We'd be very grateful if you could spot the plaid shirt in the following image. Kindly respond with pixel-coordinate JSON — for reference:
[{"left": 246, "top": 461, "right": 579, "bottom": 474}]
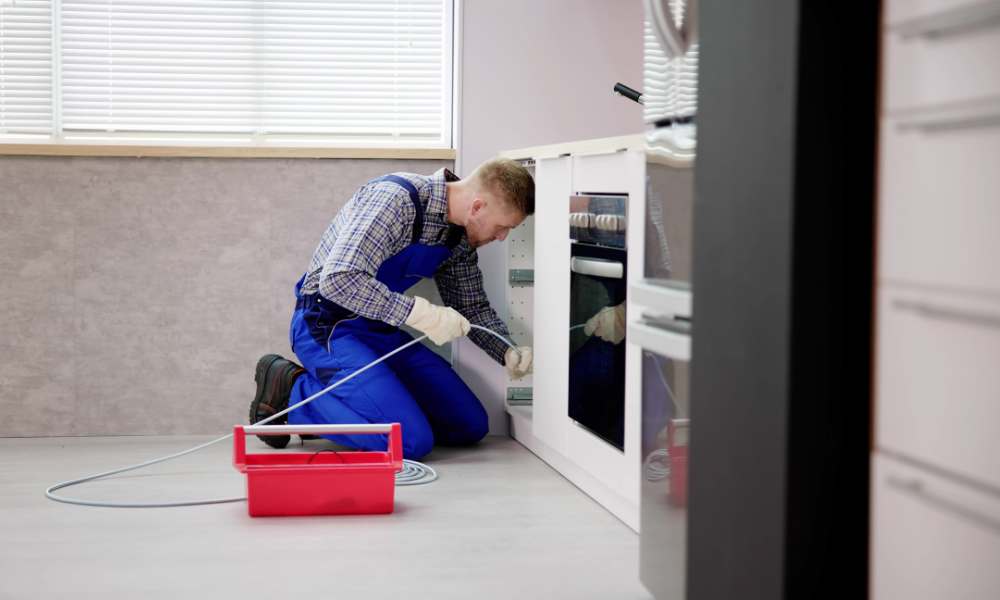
[{"left": 300, "top": 168, "right": 511, "bottom": 364}]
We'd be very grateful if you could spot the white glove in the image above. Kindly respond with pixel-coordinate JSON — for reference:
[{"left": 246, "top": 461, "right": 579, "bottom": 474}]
[
  {"left": 504, "top": 346, "right": 533, "bottom": 380},
  {"left": 583, "top": 303, "right": 626, "bottom": 345},
  {"left": 405, "top": 296, "right": 471, "bottom": 345}
]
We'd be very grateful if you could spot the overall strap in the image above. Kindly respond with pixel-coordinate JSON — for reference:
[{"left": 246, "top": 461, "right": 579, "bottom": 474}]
[
  {"left": 376, "top": 175, "right": 424, "bottom": 245},
  {"left": 444, "top": 224, "right": 465, "bottom": 249}
]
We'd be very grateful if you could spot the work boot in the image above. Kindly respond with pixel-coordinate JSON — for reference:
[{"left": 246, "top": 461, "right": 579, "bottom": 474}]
[{"left": 249, "top": 354, "right": 305, "bottom": 449}]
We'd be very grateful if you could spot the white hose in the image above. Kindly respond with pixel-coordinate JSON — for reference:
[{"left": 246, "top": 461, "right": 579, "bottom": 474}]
[
  {"left": 45, "top": 324, "right": 517, "bottom": 508},
  {"left": 643, "top": 448, "right": 671, "bottom": 482},
  {"left": 396, "top": 460, "right": 438, "bottom": 485}
]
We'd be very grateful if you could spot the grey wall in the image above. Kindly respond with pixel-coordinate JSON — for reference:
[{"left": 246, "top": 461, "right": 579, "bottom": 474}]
[
  {"left": 454, "top": 0, "right": 644, "bottom": 434},
  {"left": 0, "top": 157, "right": 451, "bottom": 436},
  {"left": 457, "top": 0, "right": 644, "bottom": 172}
]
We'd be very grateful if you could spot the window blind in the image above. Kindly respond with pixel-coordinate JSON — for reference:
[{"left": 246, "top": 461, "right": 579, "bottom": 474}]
[
  {"left": 643, "top": 4, "right": 698, "bottom": 124},
  {"left": 1, "top": 0, "right": 452, "bottom": 147},
  {"left": 0, "top": 0, "right": 53, "bottom": 136}
]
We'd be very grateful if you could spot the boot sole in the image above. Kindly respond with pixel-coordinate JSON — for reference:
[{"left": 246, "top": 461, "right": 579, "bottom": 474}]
[
  {"left": 250, "top": 354, "right": 281, "bottom": 422},
  {"left": 250, "top": 354, "right": 290, "bottom": 449}
]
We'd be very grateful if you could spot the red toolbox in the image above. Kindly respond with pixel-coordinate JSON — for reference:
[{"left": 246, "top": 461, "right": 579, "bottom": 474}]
[
  {"left": 233, "top": 423, "right": 403, "bottom": 517},
  {"left": 668, "top": 419, "right": 689, "bottom": 508}
]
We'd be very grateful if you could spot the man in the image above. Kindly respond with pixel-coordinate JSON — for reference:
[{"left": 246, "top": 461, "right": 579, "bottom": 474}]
[{"left": 249, "top": 159, "right": 535, "bottom": 460}]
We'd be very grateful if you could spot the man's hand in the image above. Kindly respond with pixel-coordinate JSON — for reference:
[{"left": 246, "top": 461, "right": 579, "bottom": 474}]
[
  {"left": 405, "top": 296, "right": 471, "bottom": 345},
  {"left": 583, "top": 303, "right": 626, "bottom": 345},
  {"left": 504, "top": 346, "right": 533, "bottom": 380}
]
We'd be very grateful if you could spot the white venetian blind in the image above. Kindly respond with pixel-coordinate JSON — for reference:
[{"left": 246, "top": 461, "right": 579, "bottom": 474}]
[
  {"left": 6, "top": 0, "right": 451, "bottom": 146},
  {"left": 0, "top": 0, "right": 53, "bottom": 136},
  {"left": 643, "top": 2, "right": 698, "bottom": 125}
]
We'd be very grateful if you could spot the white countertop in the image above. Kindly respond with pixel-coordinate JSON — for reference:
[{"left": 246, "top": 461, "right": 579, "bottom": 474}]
[
  {"left": 498, "top": 134, "right": 645, "bottom": 161},
  {"left": 499, "top": 131, "right": 694, "bottom": 167}
]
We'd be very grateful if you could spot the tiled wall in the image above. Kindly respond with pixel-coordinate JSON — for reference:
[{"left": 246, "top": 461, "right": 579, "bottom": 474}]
[{"left": 0, "top": 156, "right": 451, "bottom": 436}]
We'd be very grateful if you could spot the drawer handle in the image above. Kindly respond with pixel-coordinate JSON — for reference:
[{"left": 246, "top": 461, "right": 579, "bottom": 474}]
[
  {"left": 895, "top": 98, "right": 1000, "bottom": 133},
  {"left": 892, "top": 299, "right": 1000, "bottom": 330},
  {"left": 893, "top": 0, "right": 1000, "bottom": 39},
  {"left": 887, "top": 475, "right": 1000, "bottom": 534}
]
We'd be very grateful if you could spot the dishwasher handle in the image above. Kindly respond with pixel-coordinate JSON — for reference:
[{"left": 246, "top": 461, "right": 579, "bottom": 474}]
[{"left": 571, "top": 257, "right": 624, "bottom": 280}]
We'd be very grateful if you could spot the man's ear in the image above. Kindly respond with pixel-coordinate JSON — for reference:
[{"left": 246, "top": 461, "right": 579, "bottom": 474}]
[{"left": 470, "top": 196, "right": 485, "bottom": 215}]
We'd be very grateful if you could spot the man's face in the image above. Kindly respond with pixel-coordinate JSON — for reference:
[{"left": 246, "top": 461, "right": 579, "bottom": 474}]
[{"left": 465, "top": 192, "right": 525, "bottom": 248}]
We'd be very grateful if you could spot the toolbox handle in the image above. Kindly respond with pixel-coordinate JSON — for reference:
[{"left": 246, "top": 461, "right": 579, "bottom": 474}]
[
  {"left": 233, "top": 423, "right": 403, "bottom": 472},
  {"left": 243, "top": 423, "right": 394, "bottom": 435}
]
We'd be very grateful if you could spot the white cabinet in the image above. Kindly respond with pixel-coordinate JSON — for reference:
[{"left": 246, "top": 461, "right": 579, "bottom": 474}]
[
  {"left": 531, "top": 155, "right": 573, "bottom": 452},
  {"left": 500, "top": 136, "right": 648, "bottom": 531},
  {"left": 884, "top": 0, "right": 992, "bottom": 24},
  {"left": 883, "top": 1, "right": 1000, "bottom": 112},
  {"left": 572, "top": 151, "right": 635, "bottom": 194},
  {"left": 878, "top": 105, "right": 1000, "bottom": 294},
  {"left": 874, "top": 2, "right": 1000, "bottom": 596},
  {"left": 877, "top": 288, "right": 1000, "bottom": 489},
  {"left": 871, "top": 454, "right": 1000, "bottom": 600}
]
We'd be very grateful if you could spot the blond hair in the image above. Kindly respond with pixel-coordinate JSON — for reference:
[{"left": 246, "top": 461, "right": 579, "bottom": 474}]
[{"left": 469, "top": 158, "right": 535, "bottom": 216}]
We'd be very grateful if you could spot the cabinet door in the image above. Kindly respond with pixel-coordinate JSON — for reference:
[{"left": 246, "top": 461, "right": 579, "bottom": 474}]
[
  {"left": 883, "top": 0, "right": 1000, "bottom": 111},
  {"left": 572, "top": 151, "right": 643, "bottom": 195},
  {"left": 876, "top": 287, "right": 1000, "bottom": 489},
  {"left": 878, "top": 105, "right": 1000, "bottom": 294},
  {"left": 871, "top": 453, "right": 1000, "bottom": 600},
  {"left": 531, "top": 156, "right": 573, "bottom": 447}
]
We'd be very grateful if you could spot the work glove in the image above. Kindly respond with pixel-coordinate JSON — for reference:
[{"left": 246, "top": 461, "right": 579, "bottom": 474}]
[
  {"left": 405, "top": 296, "right": 471, "bottom": 345},
  {"left": 504, "top": 346, "right": 533, "bottom": 380},
  {"left": 584, "top": 303, "right": 626, "bottom": 345}
]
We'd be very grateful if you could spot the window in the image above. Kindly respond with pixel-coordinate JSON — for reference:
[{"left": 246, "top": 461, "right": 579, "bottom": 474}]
[{"left": 0, "top": 0, "right": 453, "bottom": 148}]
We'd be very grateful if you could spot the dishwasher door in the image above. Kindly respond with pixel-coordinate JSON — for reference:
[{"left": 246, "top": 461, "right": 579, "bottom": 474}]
[{"left": 631, "top": 316, "right": 691, "bottom": 599}]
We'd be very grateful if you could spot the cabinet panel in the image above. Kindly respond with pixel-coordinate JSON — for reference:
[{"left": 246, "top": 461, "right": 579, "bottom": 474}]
[
  {"left": 878, "top": 108, "right": 1000, "bottom": 293},
  {"left": 572, "top": 152, "right": 637, "bottom": 194},
  {"left": 885, "top": 0, "right": 991, "bottom": 26},
  {"left": 883, "top": 1, "right": 1000, "bottom": 111},
  {"left": 531, "top": 156, "right": 573, "bottom": 448},
  {"left": 876, "top": 287, "right": 1000, "bottom": 489},
  {"left": 871, "top": 453, "right": 1000, "bottom": 600}
]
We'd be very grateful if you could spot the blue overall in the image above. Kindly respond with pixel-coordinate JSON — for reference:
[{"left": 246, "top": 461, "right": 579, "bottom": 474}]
[{"left": 286, "top": 176, "right": 488, "bottom": 460}]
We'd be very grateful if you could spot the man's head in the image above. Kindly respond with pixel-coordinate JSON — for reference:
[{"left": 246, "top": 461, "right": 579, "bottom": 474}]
[{"left": 448, "top": 158, "right": 535, "bottom": 248}]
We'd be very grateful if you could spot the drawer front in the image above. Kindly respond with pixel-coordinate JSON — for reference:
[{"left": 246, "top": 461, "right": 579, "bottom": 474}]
[
  {"left": 886, "top": 0, "right": 991, "bottom": 25},
  {"left": 876, "top": 287, "right": 1000, "bottom": 489},
  {"left": 871, "top": 453, "right": 1000, "bottom": 600},
  {"left": 883, "top": 0, "right": 1000, "bottom": 111},
  {"left": 878, "top": 107, "right": 1000, "bottom": 293},
  {"left": 572, "top": 151, "right": 639, "bottom": 194}
]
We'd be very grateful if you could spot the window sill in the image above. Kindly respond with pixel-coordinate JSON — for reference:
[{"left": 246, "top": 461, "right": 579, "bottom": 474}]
[{"left": 0, "top": 144, "right": 456, "bottom": 160}]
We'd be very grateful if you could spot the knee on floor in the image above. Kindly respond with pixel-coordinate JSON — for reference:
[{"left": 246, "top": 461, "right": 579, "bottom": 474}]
[
  {"left": 402, "top": 428, "right": 434, "bottom": 461},
  {"left": 446, "top": 410, "right": 489, "bottom": 446},
  {"left": 467, "top": 412, "right": 489, "bottom": 444}
]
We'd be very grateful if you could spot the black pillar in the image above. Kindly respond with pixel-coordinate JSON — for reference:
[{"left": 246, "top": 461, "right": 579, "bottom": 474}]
[{"left": 688, "top": 2, "right": 879, "bottom": 598}]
